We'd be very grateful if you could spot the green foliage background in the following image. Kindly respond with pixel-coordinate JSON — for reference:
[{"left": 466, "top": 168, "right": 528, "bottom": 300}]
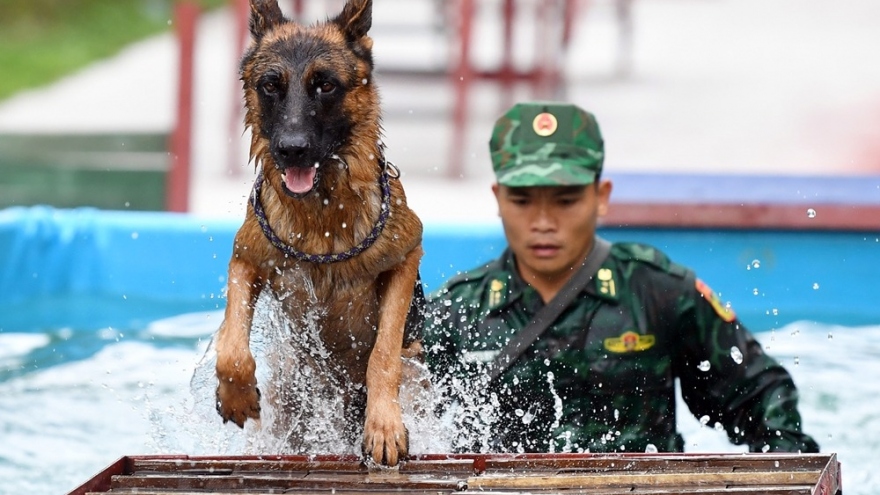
[{"left": 0, "top": 0, "right": 225, "bottom": 101}]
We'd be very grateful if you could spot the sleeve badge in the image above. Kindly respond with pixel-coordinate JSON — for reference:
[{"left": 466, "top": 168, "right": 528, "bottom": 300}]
[{"left": 695, "top": 278, "right": 737, "bottom": 323}]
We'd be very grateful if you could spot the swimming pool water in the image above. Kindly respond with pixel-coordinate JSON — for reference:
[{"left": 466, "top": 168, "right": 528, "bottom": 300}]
[{"left": 0, "top": 310, "right": 877, "bottom": 495}]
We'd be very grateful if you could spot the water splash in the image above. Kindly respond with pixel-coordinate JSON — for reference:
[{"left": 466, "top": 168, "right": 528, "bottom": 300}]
[
  {"left": 148, "top": 286, "right": 450, "bottom": 457},
  {"left": 729, "top": 346, "right": 744, "bottom": 364}
]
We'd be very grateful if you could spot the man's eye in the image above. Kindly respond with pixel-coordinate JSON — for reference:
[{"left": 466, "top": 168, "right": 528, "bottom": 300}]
[{"left": 317, "top": 81, "right": 336, "bottom": 94}]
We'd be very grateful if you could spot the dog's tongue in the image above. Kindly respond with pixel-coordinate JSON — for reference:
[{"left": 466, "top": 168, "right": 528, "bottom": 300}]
[{"left": 283, "top": 166, "right": 317, "bottom": 194}]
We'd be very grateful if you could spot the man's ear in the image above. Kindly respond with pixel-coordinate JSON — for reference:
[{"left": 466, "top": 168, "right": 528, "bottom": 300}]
[
  {"left": 491, "top": 183, "right": 502, "bottom": 217},
  {"left": 249, "top": 0, "right": 284, "bottom": 41},
  {"left": 333, "top": 0, "right": 372, "bottom": 41},
  {"left": 597, "top": 179, "right": 613, "bottom": 216}
]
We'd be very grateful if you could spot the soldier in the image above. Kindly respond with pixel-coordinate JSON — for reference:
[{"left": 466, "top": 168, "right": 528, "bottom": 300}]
[{"left": 424, "top": 101, "right": 819, "bottom": 454}]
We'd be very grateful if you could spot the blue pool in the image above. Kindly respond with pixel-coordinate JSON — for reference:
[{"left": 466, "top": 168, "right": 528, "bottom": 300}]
[{"left": 1, "top": 206, "right": 879, "bottom": 494}]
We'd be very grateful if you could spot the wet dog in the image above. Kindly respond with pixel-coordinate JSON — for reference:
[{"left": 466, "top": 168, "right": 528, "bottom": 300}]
[{"left": 213, "top": 0, "right": 424, "bottom": 466}]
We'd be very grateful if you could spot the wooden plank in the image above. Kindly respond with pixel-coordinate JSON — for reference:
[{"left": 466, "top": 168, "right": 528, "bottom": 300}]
[
  {"left": 457, "top": 486, "right": 813, "bottom": 495},
  {"left": 70, "top": 453, "right": 841, "bottom": 495},
  {"left": 92, "top": 491, "right": 459, "bottom": 495},
  {"left": 812, "top": 453, "right": 841, "bottom": 495},
  {"left": 468, "top": 469, "right": 822, "bottom": 490},
  {"left": 112, "top": 473, "right": 464, "bottom": 492},
  {"left": 484, "top": 454, "right": 830, "bottom": 475},
  {"left": 132, "top": 457, "right": 473, "bottom": 475}
]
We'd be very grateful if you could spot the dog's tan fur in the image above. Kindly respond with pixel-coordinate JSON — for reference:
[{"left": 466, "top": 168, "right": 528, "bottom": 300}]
[{"left": 213, "top": 0, "right": 423, "bottom": 466}]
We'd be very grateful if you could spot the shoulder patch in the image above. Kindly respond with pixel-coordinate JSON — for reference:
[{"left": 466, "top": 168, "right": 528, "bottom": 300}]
[
  {"left": 695, "top": 278, "right": 736, "bottom": 322},
  {"left": 487, "top": 277, "right": 507, "bottom": 310}
]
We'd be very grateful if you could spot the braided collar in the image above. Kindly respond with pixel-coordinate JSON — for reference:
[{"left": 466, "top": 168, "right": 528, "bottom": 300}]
[{"left": 251, "top": 156, "right": 395, "bottom": 264}]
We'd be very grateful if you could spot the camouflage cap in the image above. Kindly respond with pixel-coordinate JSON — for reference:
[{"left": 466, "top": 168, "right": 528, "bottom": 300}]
[{"left": 489, "top": 102, "right": 604, "bottom": 187}]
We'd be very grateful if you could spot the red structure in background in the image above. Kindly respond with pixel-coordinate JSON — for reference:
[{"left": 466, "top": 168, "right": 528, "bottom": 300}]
[
  {"left": 221, "top": 0, "right": 580, "bottom": 180},
  {"left": 450, "top": 0, "right": 580, "bottom": 178},
  {"left": 167, "top": 1, "right": 199, "bottom": 213}
]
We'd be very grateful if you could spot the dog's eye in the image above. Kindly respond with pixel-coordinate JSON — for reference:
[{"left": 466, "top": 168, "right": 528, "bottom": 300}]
[
  {"left": 317, "top": 81, "right": 336, "bottom": 94},
  {"left": 261, "top": 81, "right": 279, "bottom": 95}
]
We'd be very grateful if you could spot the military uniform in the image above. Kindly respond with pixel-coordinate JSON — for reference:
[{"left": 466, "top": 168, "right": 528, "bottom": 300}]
[
  {"left": 424, "top": 244, "right": 820, "bottom": 454},
  {"left": 423, "top": 101, "right": 819, "bottom": 454}
]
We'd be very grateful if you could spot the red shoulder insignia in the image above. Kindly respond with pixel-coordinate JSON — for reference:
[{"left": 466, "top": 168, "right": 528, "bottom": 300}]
[{"left": 695, "top": 278, "right": 736, "bottom": 323}]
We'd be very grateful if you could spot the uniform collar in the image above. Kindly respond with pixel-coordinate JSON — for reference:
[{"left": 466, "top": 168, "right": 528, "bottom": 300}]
[{"left": 486, "top": 249, "right": 620, "bottom": 313}]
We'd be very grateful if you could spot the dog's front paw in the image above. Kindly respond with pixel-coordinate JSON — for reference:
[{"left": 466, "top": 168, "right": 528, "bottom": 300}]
[
  {"left": 215, "top": 380, "right": 261, "bottom": 427},
  {"left": 362, "top": 408, "right": 409, "bottom": 466}
]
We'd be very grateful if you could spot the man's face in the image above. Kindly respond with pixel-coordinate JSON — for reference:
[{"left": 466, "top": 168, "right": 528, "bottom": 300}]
[{"left": 493, "top": 181, "right": 612, "bottom": 286}]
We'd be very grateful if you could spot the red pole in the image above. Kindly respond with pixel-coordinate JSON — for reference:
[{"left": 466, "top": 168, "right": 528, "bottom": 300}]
[
  {"left": 168, "top": 1, "right": 199, "bottom": 212},
  {"left": 449, "top": 0, "right": 474, "bottom": 179}
]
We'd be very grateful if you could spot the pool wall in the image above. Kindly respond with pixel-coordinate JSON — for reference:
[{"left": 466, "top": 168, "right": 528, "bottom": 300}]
[{"left": 1, "top": 206, "right": 879, "bottom": 333}]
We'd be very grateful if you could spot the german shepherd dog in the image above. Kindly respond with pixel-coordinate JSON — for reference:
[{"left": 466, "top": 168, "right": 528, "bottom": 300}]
[{"left": 213, "top": 0, "right": 424, "bottom": 466}]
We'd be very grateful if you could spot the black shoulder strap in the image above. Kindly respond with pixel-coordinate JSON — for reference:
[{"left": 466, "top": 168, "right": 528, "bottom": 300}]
[{"left": 485, "top": 236, "right": 612, "bottom": 382}]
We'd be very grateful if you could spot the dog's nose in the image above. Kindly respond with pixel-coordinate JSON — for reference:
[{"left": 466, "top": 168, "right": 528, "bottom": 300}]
[{"left": 276, "top": 134, "right": 309, "bottom": 160}]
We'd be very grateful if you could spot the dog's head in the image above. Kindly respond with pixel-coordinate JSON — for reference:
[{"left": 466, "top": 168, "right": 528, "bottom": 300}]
[{"left": 241, "top": 0, "right": 379, "bottom": 198}]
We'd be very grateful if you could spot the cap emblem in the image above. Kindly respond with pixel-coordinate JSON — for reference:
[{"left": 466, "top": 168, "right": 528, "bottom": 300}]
[{"left": 532, "top": 112, "right": 558, "bottom": 137}]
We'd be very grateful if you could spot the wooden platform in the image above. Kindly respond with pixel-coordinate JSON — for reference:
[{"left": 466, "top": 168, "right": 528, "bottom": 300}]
[{"left": 68, "top": 453, "right": 841, "bottom": 495}]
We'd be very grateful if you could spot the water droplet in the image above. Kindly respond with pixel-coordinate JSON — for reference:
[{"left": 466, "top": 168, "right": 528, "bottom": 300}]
[
  {"left": 699, "top": 415, "right": 710, "bottom": 426},
  {"left": 714, "top": 422, "right": 724, "bottom": 432},
  {"left": 341, "top": 222, "right": 347, "bottom": 229},
  {"left": 361, "top": 78, "right": 368, "bottom": 85},
  {"left": 827, "top": 332, "right": 833, "bottom": 340},
  {"left": 752, "top": 287, "right": 759, "bottom": 295},
  {"left": 762, "top": 444, "right": 771, "bottom": 453},
  {"left": 697, "top": 361, "right": 711, "bottom": 372},
  {"left": 730, "top": 346, "right": 744, "bottom": 364},
  {"left": 514, "top": 408, "right": 525, "bottom": 417},
  {"left": 812, "top": 283, "right": 820, "bottom": 290},
  {"left": 324, "top": 232, "right": 330, "bottom": 237},
  {"left": 751, "top": 259, "right": 761, "bottom": 269},
  {"left": 807, "top": 208, "right": 817, "bottom": 218},
  {"left": 644, "top": 444, "right": 658, "bottom": 453},
  {"left": 772, "top": 308, "right": 778, "bottom": 316},
  {"left": 793, "top": 356, "right": 800, "bottom": 366},
  {"left": 131, "top": 232, "right": 139, "bottom": 240}
]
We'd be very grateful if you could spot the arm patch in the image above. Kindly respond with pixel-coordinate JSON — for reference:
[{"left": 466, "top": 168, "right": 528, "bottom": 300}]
[{"left": 695, "top": 278, "right": 737, "bottom": 322}]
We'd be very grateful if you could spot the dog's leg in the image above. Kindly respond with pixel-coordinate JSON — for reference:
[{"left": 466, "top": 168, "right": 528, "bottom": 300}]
[
  {"left": 215, "top": 258, "right": 263, "bottom": 427},
  {"left": 362, "top": 245, "right": 424, "bottom": 466}
]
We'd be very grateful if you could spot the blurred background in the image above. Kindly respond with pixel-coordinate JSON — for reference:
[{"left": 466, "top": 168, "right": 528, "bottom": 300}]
[
  {"left": 2, "top": 1, "right": 880, "bottom": 494},
  {"left": 2, "top": 0, "right": 879, "bottom": 223}
]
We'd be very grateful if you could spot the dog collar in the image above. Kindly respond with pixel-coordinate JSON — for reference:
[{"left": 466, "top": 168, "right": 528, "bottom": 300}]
[{"left": 250, "top": 157, "right": 393, "bottom": 264}]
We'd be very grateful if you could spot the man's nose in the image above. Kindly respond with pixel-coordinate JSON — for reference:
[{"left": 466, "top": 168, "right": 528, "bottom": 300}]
[{"left": 531, "top": 204, "right": 556, "bottom": 231}]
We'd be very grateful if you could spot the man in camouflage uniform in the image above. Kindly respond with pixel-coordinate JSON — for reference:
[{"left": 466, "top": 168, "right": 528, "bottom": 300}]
[{"left": 424, "top": 102, "right": 819, "bottom": 454}]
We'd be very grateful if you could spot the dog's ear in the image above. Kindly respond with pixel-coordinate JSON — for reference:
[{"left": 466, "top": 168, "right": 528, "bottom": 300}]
[
  {"left": 249, "top": 0, "right": 285, "bottom": 41},
  {"left": 333, "top": 0, "right": 372, "bottom": 41}
]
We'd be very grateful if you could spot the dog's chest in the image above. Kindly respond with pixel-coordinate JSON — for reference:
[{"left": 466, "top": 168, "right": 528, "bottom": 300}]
[{"left": 267, "top": 263, "right": 380, "bottom": 353}]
